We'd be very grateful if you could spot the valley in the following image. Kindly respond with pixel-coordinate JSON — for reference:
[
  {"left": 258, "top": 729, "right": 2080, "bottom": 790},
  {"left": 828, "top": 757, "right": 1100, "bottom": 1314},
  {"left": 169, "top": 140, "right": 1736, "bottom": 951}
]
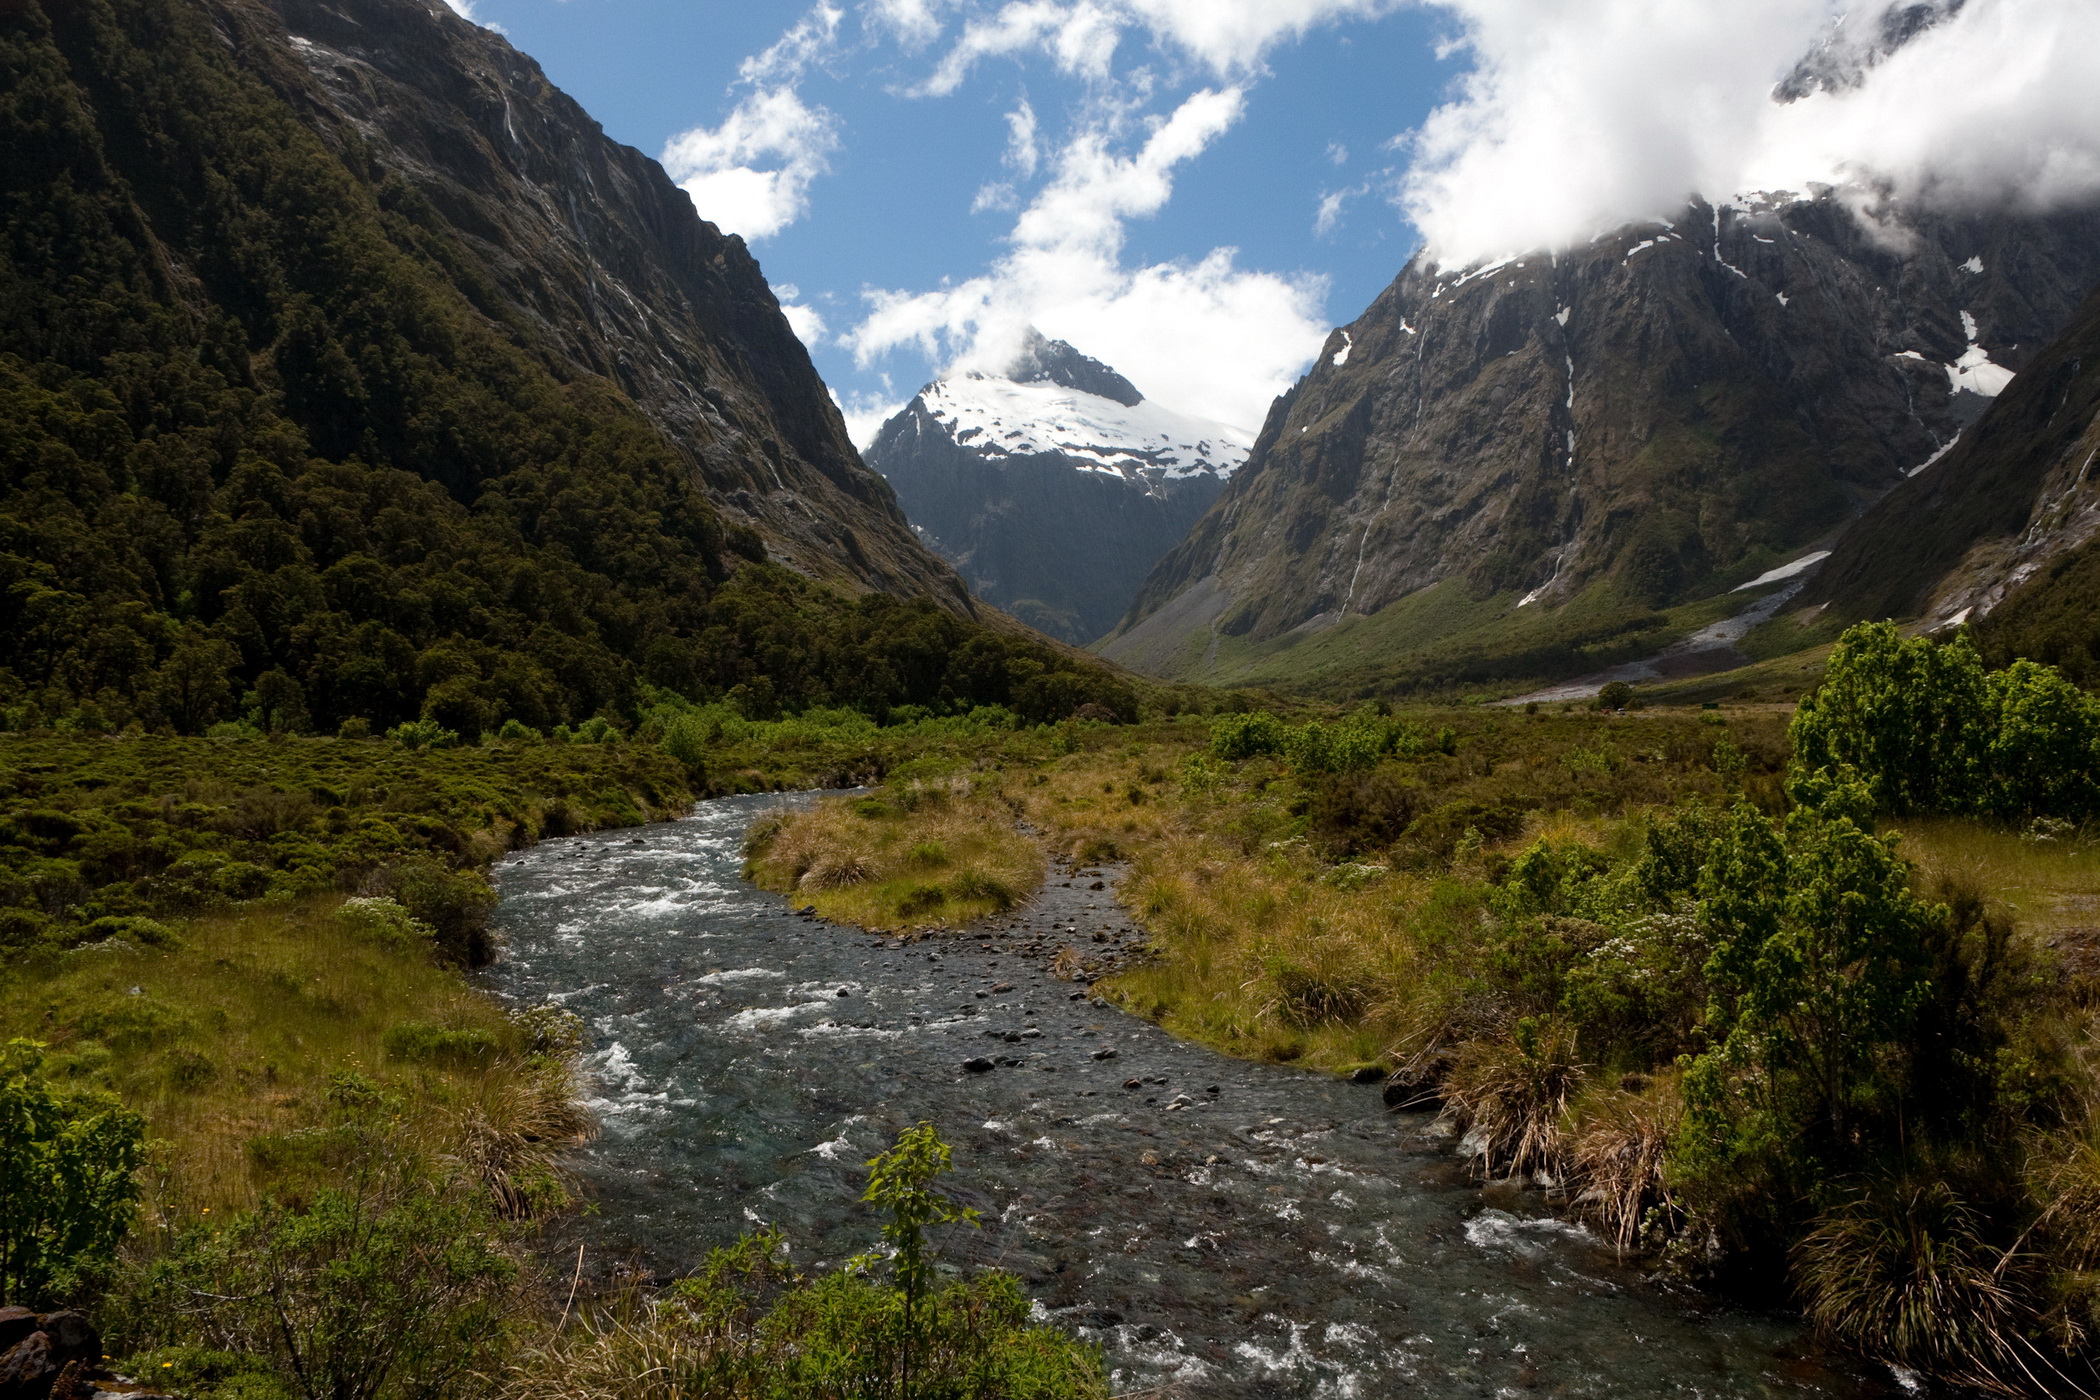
[{"left": 4, "top": 0, "right": 2100, "bottom": 1396}]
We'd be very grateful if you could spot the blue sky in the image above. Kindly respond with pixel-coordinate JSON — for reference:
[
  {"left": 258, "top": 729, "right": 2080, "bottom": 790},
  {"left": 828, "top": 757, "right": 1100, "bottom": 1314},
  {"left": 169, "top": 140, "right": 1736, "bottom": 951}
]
[
  {"left": 453, "top": 0, "right": 2100, "bottom": 442},
  {"left": 457, "top": 0, "right": 1461, "bottom": 438}
]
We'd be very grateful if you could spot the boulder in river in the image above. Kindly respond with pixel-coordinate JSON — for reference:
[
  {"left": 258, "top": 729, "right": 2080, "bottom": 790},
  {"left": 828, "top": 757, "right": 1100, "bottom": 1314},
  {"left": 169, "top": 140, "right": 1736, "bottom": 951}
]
[{"left": 963, "top": 1056, "right": 996, "bottom": 1073}]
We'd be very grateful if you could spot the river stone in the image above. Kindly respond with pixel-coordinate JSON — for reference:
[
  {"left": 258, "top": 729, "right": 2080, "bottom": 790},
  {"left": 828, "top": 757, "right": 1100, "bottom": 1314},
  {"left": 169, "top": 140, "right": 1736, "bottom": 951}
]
[
  {"left": 962, "top": 1056, "right": 995, "bottom": 1073},
  {"left": 41, "top": 1314, "right": 95, "bottom": 1365},
  {"left": 0, "top": 1330, "right": 56, "bottom": 1394}
]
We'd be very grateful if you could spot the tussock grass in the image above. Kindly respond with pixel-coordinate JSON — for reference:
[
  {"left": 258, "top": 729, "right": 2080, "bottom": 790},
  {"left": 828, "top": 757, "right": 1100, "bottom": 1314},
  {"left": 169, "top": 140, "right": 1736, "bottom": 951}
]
[
  {"left": 1886, "top": 817, "right": 2100, "bottom": 946},
  {"left": 0, "top": 897, "right": 564, "bottom": 1222},
  {"left": 1793, "top": 1180, "right": 2037, "bottom": 1395},
  {"left": 744, "top": 777, "right": 1044, "bottom": 932},
  {"left": 1567, "top": 1078, "right": 1681, "bottom": 1254},
  {"left": 1440, "top": 1017, "right": 1586, "bottom": 1180}
]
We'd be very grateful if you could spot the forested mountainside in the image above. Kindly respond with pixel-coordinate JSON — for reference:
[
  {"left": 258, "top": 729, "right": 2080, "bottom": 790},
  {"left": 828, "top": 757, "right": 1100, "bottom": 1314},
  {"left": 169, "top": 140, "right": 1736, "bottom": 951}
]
[
  {"left": 0, "top": 0, "right": 1135, "bottom": 736},
  {"left": 1103, "top": 192, "right": 2100, "bottom": 695},
  {"left": 1799, "top": 282, "right": 2100, "bottom": 683},
  {"left": 866, "top": 331, "right": 1247, "bottom": 644},
  {"left": 254, "top": 0, "right": 960, "bottom": 603}
]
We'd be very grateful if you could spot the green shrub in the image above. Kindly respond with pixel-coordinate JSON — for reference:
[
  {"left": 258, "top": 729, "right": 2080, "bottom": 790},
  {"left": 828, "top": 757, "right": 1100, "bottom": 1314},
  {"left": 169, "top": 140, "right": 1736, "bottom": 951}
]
[
  {"left": 946, "top": 870, "right": 1016, "bottom": 911},
  {"left": 135, "top": 1185, "right": 517, "bottom": 1400},
  {"left": 83, "top": 916, "right": 180, "bottom": 948},
  {"left": 1790, "top": 624, "right": 1994, "bottom": 816},
  {"left": 332, "top": 898, "right": 432, "bottom": 950},
  {"left": 1986, "top": 659, "right": 2100, "bottom": 819},
  {"left": 500, "top": 1126, "right": 1104, "bottom": 1399},
  {"left": 0, "top": 1039, "right": 146, "bottom": 1303},
  {"left": 905, "top": 840, "right": 950, "bottom": 868},
  {"left": 386, "top": 720, "right": 460, "bottom": 751},
  {"left": 506, "top": 1004, "right": 585, "bottom": 1061},
  {"left": 381, "top": 1021, "right": 501, "bottom": 1069},
  {"left": 1209, "top": 711, "right": 1288, "bottom": 761},
  {"left": 0, "top": 908, "right": 50, "bottom": 951},
  {"left": 1679, "top": 796, "right": 1941, "bottom": 1181},
  {"left": 895, "top": 884, "right": 947, "bottom": 917},
  {"left": 390, "top": 863, "right": 499, "bottom": 967}
]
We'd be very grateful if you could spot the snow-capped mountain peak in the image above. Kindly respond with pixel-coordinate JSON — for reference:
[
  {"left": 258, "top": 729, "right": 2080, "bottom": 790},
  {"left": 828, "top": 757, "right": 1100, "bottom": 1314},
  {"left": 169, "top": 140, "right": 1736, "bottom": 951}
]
[
  {"left": 920, "top": 376, "right": 1252, "bottom": 480},
  {"left": 909, "top": 329, "right": 1252, "bottom": 482},
  {"left": 863, "top": 329, "right": 1246, "bottom": 644}
]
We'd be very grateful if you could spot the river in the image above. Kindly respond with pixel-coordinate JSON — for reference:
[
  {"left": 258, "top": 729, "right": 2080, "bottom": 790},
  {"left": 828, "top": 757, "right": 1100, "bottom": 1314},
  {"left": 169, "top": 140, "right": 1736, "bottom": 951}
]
[{"left": 486, "top": 792, "right": 1887, "bottom": 1399}]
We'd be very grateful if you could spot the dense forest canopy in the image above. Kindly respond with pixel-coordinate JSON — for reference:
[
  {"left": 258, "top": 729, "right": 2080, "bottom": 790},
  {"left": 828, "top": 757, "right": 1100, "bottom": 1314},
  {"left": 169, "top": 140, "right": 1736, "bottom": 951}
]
[{"left": 0, "top": 0, "right": 1134, "bottom": 739}]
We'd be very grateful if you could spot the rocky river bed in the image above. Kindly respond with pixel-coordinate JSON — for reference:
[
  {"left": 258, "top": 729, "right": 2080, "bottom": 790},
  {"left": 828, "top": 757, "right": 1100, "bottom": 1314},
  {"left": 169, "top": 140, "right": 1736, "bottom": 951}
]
[{"left": 486, "top": 791, "right": 1893, "bottom": 1399}]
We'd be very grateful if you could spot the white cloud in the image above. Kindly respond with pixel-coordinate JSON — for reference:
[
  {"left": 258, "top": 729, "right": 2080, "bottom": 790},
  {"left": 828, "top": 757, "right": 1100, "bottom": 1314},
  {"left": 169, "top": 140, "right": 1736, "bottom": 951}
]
[
  {"left": 440, "top": 0, "right": 502, "bottom": 31},
  {"left": 1314, "top": 187, "right": 1352, "bottom": 236},
  {"left": 662, "top": 6, "right": 845, "bottom": 241},
  {"left": 845, "top": 87, "right": 1327, "bottom": 428},
  {"left": 742, "top": 3, "right": 846, "bottom": 83},
  {"left": 971, "top": 181, "right": 1020, "bottom": 212},
  {"left": 1004, "top": 97, "right": 1041, "bottom": 176},
  {"left": 664, "top": 88, "right": 840, "bottom": 240},
  {"left": 1404, "top": 0, "right": 2100, "bottom": 266},
  {"left": 834, "top": 386, "right": 906, "bottom": 450},
  {"left": 920, "top": 1, "right": 1124, "bottom": 96},
  {"left": 781, "top": 300, "right": 829, "bottom": 345},
  {"left": 1120, "top": 0, "right": 1402, "bottom": 74},
  {"left": 916, "top": 0, "right": 1402, "bottom": 91},
  {"left": 864, "top": 0, "right": 948, "bottom": 48}
]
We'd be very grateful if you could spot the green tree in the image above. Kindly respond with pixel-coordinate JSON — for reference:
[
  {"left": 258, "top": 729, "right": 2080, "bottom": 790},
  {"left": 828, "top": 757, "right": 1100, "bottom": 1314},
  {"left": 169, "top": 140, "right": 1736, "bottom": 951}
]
[
  {"left": 856, "top": 1122, "right": 981, "bottom": 1399},
  {"left": 1985, "top": 658, "right": 2100, "bottom": 819},
  {"left": 0, "top": 1038, "right": 145, "bottom": 1302},
  {"left": 1789, "top": 623, "right": 1992, "bottom": 815},
  {"left": 1679, "top": 795, "right": 1940, "bottom": 1197},
  {"left": 144, "top": 1187, "right": 517, "bottom": 1400},
  {"left": 153, "top": 628, "right": 239, "bottom": 733}
]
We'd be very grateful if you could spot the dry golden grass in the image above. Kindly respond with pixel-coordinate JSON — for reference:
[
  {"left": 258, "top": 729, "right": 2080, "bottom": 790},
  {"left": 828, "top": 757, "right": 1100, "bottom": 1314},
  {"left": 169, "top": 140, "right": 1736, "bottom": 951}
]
[
  {"left": 1439, "top": 1018, "right": 1586, "bottom": 1180},
  {"left": 0, "top": 898, "right": 558, "bottom": 1223},
  {"left": 744, "top": 777, "right": 1045, "bottom": 932},
  {"left": 1885, "top": 818, "right": 2100, "bottom": 949},
  {"left": 1567, "top": 1076, "right": 1682, "bottom": 1254}
]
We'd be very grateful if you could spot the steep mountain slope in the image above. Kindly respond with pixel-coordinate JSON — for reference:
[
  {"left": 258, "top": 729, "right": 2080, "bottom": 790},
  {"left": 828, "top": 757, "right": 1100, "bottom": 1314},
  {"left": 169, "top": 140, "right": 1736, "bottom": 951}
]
[
  {"left": 242, "top": 0, "right": 963, "bottom": 605},
  {"left": 865, "top": 333, "right": 1247, "bottom": 643},
  {"left": 1797, "top": 282, "right": 2100, "bottom": 670},
  {"left": 0, "top": 0, "right": 1137, "bottom": 735},
  {"left": 1103, "top": 193, "right": 2100, "bottom": 694}
]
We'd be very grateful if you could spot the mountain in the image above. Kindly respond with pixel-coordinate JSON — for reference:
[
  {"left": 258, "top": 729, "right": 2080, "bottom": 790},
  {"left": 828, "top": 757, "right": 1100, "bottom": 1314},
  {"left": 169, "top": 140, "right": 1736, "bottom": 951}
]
[
  {"left": 1795, "top": 280, "right": 2100, "bottom": 677},
  {"left": 1101, "top": 193, "right": 2100, "bottom": 696},
  {"left": 244, "top": 0, "right": 962, "bottom": 606},
  {"left": 864, "top": 331, "right": 1249, "bottom": 643},
  {"left": 0, "top": 0, "right": 1138, "bottom": 735}
]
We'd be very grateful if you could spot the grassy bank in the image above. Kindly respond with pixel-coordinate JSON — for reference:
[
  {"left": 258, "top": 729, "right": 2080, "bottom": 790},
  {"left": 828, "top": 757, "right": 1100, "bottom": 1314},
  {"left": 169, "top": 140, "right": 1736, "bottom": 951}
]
[
  {"left": 3, "top": 895, "right": 574, "bottom": 1225},
  {"left": 743, "top": 777, "right": 1045, "bottom": 931},
  {"left": 753, "top": 684, "right": 2100, "bottom": 1392},
  {"left": 1, "top": 716, "right": 1128, "bottom": 1396},
  {"left": 0, "top": 728, "right": 711, "bottom": 1212}
]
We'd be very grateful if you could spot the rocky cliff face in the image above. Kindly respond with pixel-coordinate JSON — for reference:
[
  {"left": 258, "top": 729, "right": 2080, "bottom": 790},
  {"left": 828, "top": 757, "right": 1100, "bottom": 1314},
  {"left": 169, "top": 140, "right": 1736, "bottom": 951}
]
[
  {"left": 230, "top": 0, "right": 967, "bottom": 607},
  {"left": 1104, "top": 193, "right": 2100, "bottom": 682},
  {"left": 865, "top": 332, "right": 1247, "bottom": 642},
  {"left": 1801, "top": 282, "right": 2100, "bottom": 633}
]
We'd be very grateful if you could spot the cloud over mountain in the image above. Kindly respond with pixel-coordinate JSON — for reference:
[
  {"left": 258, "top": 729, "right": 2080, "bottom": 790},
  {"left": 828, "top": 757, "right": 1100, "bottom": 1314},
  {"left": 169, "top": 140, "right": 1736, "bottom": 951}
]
[{"left": 1404, "top": 0, "right": 2100, "bottom": 266}]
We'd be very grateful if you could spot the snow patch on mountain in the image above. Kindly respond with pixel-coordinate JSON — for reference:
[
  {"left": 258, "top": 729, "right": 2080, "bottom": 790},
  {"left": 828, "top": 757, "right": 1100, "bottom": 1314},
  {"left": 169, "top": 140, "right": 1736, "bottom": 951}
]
[
  {"left": 1947, "top": 310, "right": 2016, "bottom": 397},
  {"left": 919, "top": 376, "right": 1252, "bottom": 481}
]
